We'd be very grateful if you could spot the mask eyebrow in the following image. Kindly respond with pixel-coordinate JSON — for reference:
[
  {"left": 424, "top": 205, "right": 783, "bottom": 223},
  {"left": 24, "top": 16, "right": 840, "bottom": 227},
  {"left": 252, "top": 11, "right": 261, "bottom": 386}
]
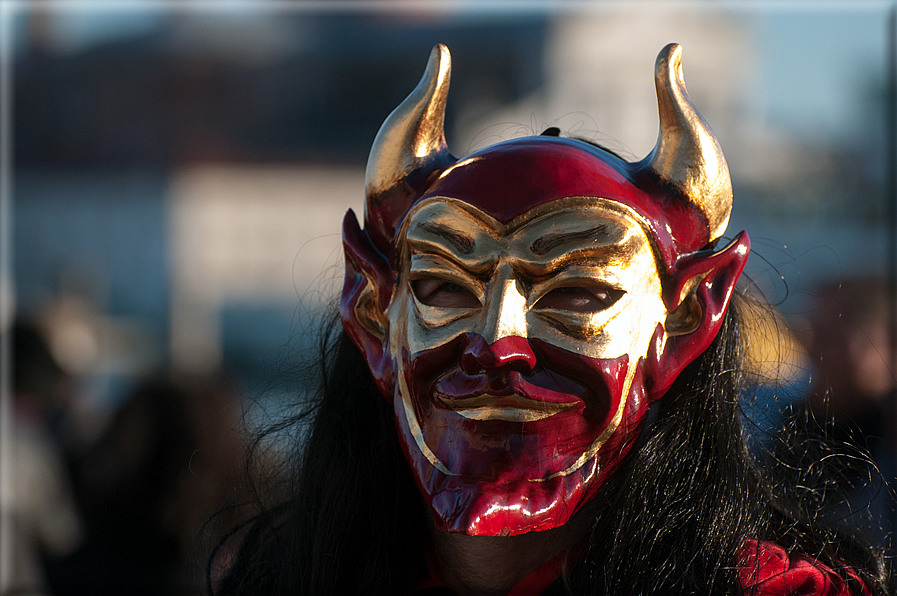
[
  {"left": 530, "top": 225, "right": 610, "bottom": 256},
  {"left": 417, "top": 222, "right": 476, "bottom": 255}
]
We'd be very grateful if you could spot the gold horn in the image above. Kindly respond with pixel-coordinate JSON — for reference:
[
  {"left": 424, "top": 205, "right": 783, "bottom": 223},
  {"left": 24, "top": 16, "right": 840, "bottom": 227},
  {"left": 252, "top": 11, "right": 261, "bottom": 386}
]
[
  {"left": 643, "top": 43, "right": 732, "bottom": 242},
  {"left": 364, "top": 44, "right": 455, "bottom": 246}
]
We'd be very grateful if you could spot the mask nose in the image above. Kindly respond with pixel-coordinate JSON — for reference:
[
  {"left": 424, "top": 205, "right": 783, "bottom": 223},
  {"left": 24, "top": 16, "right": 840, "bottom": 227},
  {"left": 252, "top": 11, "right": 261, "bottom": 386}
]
[
  {"left": 482, "top": 276, "right": 528, "bottom": 344},
  {"left": 460, "top": 335, "right": 536, "bottom": 376},
  {"left": 460, "top": 268, "right": 535, "bottom": 376}
]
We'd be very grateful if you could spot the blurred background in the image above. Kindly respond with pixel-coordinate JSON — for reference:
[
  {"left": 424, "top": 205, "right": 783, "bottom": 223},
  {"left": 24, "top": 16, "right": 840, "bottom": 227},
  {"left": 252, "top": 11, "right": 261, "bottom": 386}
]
[{"left": 3, "top": 2, "right": 893, "bottom": 593}]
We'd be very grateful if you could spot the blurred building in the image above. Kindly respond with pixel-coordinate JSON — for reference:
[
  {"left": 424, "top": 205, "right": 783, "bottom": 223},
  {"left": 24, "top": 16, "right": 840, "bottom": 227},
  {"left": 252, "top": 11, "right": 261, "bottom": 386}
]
[{"left": 13, "top": 9, "right": 552, "bottom": 398}]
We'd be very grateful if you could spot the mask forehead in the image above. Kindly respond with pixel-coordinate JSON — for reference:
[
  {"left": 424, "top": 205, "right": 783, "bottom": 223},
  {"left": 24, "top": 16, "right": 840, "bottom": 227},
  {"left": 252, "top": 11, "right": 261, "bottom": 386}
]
[
  {"left": 421, "top": 138, "right": 640, "bottom": 224},
  {"left": 415, "top": 137, "right": 708, "bottom": 266}
]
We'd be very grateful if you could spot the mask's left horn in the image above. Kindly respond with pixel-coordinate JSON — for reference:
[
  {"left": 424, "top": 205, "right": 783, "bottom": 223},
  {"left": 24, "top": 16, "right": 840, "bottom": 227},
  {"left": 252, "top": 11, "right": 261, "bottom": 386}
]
[
  {"left": 364, "top": 44, "right": 456, "bottom": 255},
  {"left": 639, "top": 43, "right": 732, "bottom": 244}
]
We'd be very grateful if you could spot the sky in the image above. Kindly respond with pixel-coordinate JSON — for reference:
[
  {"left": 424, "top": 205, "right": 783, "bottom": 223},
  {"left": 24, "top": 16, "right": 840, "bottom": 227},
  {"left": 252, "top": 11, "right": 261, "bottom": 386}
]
[
  {"left": 5, "top": 2, "right": 891, "bottom": 144},
  {"left": 752, "top": 6, "right": 888, "bottom": 142}
]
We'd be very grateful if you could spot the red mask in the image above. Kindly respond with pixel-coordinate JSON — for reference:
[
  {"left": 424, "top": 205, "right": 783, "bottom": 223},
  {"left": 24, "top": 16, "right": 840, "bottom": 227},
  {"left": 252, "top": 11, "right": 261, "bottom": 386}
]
[{"left": 341, "top": 44, "right": 749, "bottom": 536}]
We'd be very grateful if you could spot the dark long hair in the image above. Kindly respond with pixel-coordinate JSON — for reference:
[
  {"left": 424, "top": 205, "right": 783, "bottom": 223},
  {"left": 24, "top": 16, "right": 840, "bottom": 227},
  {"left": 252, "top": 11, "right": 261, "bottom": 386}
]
[
  {"left": 208, "top": 293, "right": 890, "bottom": 595},
  {"left": 207, "top": 306, "right": 425, "bottom": 594}
]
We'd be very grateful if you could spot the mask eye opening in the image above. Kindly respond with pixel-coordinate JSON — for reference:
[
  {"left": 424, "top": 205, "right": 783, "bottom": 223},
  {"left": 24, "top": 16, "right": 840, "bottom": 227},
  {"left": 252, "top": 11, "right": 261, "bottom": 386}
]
[
  {"left": 534, "top": 285, "right": 625, "bottom": 313},
  {"left": 411, "top": 278, "right": 481, "bottom": 309}
]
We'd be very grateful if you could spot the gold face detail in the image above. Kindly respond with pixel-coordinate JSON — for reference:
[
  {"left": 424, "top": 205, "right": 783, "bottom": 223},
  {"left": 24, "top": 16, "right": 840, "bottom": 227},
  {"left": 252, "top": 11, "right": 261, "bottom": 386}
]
[
  {"left": 387, "top": 196, "right": 668, "bottom": 487},
  {"left": 397, "top": 197, "right": 665, "bottom": 360}
]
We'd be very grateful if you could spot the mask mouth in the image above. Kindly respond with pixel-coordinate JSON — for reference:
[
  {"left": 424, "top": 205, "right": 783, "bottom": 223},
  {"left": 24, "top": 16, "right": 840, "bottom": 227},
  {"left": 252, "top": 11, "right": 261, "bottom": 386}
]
[
  {"left": 438, "top": 392, "right": 577, "bottom": 422},
  {"left": 433, "top": 369, "right": 586, "bottom": 423}
]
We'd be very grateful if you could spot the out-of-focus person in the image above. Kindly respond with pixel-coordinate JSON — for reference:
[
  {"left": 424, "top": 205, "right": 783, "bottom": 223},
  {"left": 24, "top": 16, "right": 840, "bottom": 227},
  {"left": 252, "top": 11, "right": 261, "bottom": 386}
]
[
  {"left": 4, "top": 322, "right": 84, "bottom": 595},
  {"left": 805, "top": 277, "right": 896, "bottom": 445},
  {"left": 47, "top": 372, "right": 247, "bottom": 595},
  {"left": 781, "top": 277, "right": 897, "bottom": 559}
]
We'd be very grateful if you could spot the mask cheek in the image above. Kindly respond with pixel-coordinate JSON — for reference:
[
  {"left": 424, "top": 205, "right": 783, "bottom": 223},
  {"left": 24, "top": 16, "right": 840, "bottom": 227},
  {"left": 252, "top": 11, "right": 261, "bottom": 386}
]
[
  {"left": 529, "top": 339, "right": 628, "bottom": 429},
  {"left": 391, "top": 284, "right": 475, "bottom": 353},
  {"left": 405, "top": 336, "right": 470, "bottom": 405},
  {"left": 518, "top": 341, "right": 649, "bottom": 480}
]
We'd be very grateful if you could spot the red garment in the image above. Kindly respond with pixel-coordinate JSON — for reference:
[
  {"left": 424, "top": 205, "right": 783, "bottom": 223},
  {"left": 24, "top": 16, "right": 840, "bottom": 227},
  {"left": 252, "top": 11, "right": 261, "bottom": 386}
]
[
  {"left": 739, "top": 540, "right": 869, "bottom": 596},
  {"left": 413, "top": 539, "right": 869, "bottom": 595}
]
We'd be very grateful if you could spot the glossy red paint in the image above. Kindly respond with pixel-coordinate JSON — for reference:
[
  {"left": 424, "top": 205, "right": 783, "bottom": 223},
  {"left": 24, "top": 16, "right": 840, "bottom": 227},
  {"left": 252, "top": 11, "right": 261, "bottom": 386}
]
[{"left": 395, "top": 334, "right": 649, "bottom": 535}]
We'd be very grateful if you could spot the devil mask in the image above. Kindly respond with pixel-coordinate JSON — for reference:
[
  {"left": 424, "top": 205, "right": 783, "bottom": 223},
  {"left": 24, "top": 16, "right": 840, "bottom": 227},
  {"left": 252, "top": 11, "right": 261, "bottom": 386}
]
[{"left": 340, "top": 43, "right": 749, "bottom": 536}]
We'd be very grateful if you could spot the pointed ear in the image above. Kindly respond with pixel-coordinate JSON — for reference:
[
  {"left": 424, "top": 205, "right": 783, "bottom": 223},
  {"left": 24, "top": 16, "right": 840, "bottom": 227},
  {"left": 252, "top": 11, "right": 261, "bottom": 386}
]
[
  {"left": 645, "top": 231, "right": 750, "bottom": 399},
  {"left": 340, "top": 209, "right": 395, "bottom": 398}
]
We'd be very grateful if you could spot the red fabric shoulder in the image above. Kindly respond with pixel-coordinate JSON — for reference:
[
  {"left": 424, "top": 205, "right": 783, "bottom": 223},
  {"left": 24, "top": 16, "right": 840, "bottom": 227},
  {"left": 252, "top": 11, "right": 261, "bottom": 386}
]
[{"left": 739, "top": 539, "right": 870, "bottom": 596}]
